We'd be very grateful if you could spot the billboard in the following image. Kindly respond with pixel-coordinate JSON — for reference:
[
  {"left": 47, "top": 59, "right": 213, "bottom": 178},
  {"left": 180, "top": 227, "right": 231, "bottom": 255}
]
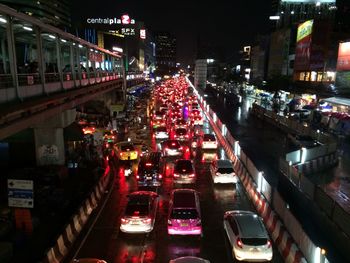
[
  {"left": 337, "top": 42, "right": 350, "bottom": 72},
  {"left": 294, "top": 20, "right": 313, "bottom": 71}
]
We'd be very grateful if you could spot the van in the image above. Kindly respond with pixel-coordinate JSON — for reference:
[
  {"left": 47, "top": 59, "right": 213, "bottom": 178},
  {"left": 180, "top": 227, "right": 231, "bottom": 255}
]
[
  {"left": 137, "top": 152, "right": 163, "bottom": 186},
  {"left": 167, "top": 189, "right": 202, "bottom": 236}
]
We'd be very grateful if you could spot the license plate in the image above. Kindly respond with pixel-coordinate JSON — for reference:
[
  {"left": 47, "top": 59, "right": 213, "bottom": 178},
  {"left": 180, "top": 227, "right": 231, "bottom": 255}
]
[
  {"left": 181, "top": 223, "right": 188, "bottom": 227},
  {"left": 146, "top": 177, "right": 152, "bottom": 180}
]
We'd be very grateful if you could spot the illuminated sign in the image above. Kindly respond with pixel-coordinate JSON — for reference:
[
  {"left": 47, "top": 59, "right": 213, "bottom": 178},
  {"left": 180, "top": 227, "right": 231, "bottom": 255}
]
[
  {"left": 87, "top": 14, "right": 135, "bottom": 25},
  {"left": 297, "top": 20, "right": 313, "bottom": 42},
  {"left": 281, "top": 0, "right": 335, "bottom": 2},
  {"left": 112, "top": 46, "right": 123, "bottom": 53},
  {"left": 140, "top": 29, "right": 146, "bottom": 39},
  {"left": 121, "top": 28, "right": 135, "bottom": 36},
  {"left": 337, "top": 42, "right": 350, "bottom": 72}
]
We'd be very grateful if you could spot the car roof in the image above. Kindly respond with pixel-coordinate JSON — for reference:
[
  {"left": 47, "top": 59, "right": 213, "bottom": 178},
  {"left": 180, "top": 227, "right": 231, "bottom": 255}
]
[
  {"left": 172, "top": 189, "right": 197, "bottom": 208},
  {"left": 216, "top": 159, "right": 233, "bottom": 168},
  {"left": 170, "top": 256, "right": 209, "bottom": 263},
  {"left": 234, "top": 213, "right": 267, "bottom": 238}
]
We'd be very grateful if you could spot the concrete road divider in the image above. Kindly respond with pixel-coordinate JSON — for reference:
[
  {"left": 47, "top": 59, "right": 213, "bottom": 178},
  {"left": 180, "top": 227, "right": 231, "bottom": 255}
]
[{"left": 44, "top": 163, "right": 113, "bottom": 263}]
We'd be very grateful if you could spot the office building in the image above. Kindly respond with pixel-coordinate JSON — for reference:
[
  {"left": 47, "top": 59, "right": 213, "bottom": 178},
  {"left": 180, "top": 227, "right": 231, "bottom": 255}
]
[
  {"left": 0, "top": 0, "right": 71, "bottom": 29},
  {"left": 155, "top": 32, "right": 176, "bottom": 76}
]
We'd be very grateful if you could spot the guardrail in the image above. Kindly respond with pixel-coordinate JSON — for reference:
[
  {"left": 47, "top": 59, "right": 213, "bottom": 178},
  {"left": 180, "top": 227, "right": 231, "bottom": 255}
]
[
  {"left": 187, "top": 77, "right": 328, "bottom": 263},
  {"left": 43, "top": 160, "right": 112, "bottom": 263}
]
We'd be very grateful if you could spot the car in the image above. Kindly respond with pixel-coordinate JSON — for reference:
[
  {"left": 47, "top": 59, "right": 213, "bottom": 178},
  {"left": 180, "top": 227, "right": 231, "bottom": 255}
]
[
  {"left": 103, "top": 131, "right": 117, "bottom": 143},
  {"left": 191, "top": 102, "right": 200, "bottom": 110},
  {"left": 151, "top": 118, "right": 167, "bottom": 129},
  {"left": 161, "top": 140, "right": 183, "bottom": 157},
  {"left": 115, "top": 142, "right": 139, "bottom": 161},
  {"left": 82, "top": 126, "right": 96, "bottom": 135},
  {"left": 173, "top": 159, "right": 196, "bottom": 184},
  {"left": 72, "top": 259, "right": 107, "bottom": 263},
  {"left": 174, "top": 119, "right": 188, "bottom": 129},
  {"left": 190, "top": 109, "right": 201, "bottom": 118},
  {"left": 210, "top": 159, "right": 238, "bottom": 184},
  {"left": 154, "top": 126, "right": 169, "bottom": 140},
  {"left": 200, "top": 150, "right": 218, "bottom": 163},
  {"left": 120, "top": 191, "right": 159, "bottom": 233},
  {"left": 201, "top": 134, "right": 218, "bottom": 149},
  {"left": 171, "top": 110, "right": 183, "bottom": 119},
  {"left": 137, "top": 152, "right": 163, "bottom": 186},
  {"left": 169, "top": 256, "right": 210, "bottom": 263},
  {"left": 168, "top": 189, "right": 202, "bottom": 236},
  {"left": 223, "top": 210, "right": 273, "bottom": 262},
  {"left": 174, "top": 127, "right": 190, "bottom": 141},
  {"left": 192, "top": 116, "right": 203, "bottom": 126}
]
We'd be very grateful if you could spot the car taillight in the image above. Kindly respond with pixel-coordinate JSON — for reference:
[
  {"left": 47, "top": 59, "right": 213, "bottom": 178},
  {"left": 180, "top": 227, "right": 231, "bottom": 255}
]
[
  {"left": 119, "top": 152, "right": 123, "bottom": 157},
  {"left": 179, "top": 146, "right": 183, "bottom": 150},
  {"left": 121, "top": 218, "right": 128, "bottom": 224},
  {"left": 174, "top": 173, "right": 179, "bottom": 178},
  {"left": 168, "top": 219, "right": 172, "bottom": 225},
  {"left": 189, "top": 173, "right": 195, "bottom": 178},
  {"left": 142, "top": 218, "right": 152, "bottom": 224},
  {"left": 267, "top": 240, "right": 272, "bottom": 248},
  {"left": 158, "top": 174, "right": 163, "bottom": 179},
  {"left": 236, "top": 238, "right": 243, "bottom": 249},
  {"left": 136, "top": 175, "right": 140, "bottom": 179}
]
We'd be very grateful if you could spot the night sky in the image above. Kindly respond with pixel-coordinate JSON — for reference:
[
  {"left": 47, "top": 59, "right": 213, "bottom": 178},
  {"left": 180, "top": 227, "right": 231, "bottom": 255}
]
[{"left": 72, "top": 0, "right": 272, "bottom": 65}]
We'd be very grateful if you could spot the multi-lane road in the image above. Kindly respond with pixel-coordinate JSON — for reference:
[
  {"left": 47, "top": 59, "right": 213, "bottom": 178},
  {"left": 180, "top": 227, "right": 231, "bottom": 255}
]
[{"left": 64, "top": 92, "right": 284, "bottom": 262}]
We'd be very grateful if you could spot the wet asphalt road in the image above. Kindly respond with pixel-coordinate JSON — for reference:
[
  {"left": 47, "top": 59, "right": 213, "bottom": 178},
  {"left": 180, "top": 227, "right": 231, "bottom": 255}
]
[{"left": 65, "top": 115, "right": 284, "bottom": 263}]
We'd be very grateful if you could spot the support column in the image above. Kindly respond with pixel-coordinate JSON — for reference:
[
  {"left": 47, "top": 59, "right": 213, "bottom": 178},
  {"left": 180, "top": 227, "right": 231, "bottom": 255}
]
[{"left": 33, "top": 109, "right": 76, "bottom": 166}]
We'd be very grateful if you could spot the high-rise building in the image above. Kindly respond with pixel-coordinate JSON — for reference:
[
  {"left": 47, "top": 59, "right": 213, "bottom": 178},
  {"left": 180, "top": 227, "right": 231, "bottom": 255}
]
[
  {"left": 154, "top": 32, "right": 176, "bottom": 76},
  {"left": 273, "top": 0, "right": 336, "bottom": 29},
  {"left": 0, "top": 0, "right": 71, "bottom": 29}
]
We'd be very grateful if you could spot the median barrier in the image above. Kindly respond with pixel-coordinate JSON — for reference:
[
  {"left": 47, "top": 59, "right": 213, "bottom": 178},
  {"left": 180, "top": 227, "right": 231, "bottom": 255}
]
[
  {"left": 44, "top": 161, "right": 112, "bottom": 263},
  {"left": 192, "top": 82, "right": 312, "bottom": 262}
]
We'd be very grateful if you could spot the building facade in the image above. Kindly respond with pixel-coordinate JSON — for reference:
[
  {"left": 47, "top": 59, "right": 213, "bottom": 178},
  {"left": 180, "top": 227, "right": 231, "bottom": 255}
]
[
  {"left": 155, "top": 32, "right": 176, "bottom": 76},
  {"left": 0, "top": 0, "right": 71, "bottom": 29}
]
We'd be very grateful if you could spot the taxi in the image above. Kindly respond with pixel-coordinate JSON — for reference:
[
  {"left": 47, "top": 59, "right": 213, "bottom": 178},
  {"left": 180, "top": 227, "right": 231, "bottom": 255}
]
[{"left": 114, "top": 141, "right": 139, "bottom": 161}]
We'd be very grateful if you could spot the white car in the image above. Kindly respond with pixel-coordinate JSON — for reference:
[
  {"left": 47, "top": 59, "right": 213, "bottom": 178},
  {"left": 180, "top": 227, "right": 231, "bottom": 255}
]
[
  {"left": 192, "top": 116, "right": 203, "bottom": 126},
  {"left": 154, "top": 126, "right": 169, "bottom": 139},
  {"left": 210, "top": 160, "right": 238, "bottom": 184},
  {"left": 223, "top": 210, "right": 273, "bottom": 262},
  {"left": 169, "top": 256, "right": 210, "bottom": 263},
  {"left": 120, "top": 191, "right": 158, "bottom": 233},
  {"left": 201, "top": 134, "right": 218, "bottom": 149}
]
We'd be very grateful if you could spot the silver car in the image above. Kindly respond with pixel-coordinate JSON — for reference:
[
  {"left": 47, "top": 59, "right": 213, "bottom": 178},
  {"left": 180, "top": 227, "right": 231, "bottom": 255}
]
[{"left": 223, "top": 210, "right": 273, "bottom": 262}]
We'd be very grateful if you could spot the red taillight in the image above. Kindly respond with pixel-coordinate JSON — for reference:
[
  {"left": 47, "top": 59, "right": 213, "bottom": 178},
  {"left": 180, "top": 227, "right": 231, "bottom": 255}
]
[
  {"left": 267, "top": 240, "right": 272, "bottom": 248},
  {"left": 136, "top": 175, "right": 140, "bottom": 179},
  {"left": 201, "top": 156, "right": 205, "bottom": 162},
  {"left": 179, "top": 146, "right": 183, "bottom": 150},
  {"left": 121, "top": 218, "right": 127, "bottom": 224},
  {"left": 168, "top": 219, "right": 172, "bottom": 225},
  {"left": 236, "top": 238, "right": 243, "bottom": 249},
  {"left": 189, "top": 173, "right": 195, "bottom": 178},
  {"left": 142, "top": 218, "right": 152, "bottom": 224},
  {"left": 145, "top": 163, "right": 152, "bottom": 166},
  {"left": 174, "top": 173, "right": 179, "bottom": 178},
  {"left": 119, "top": 152, "right": 123, "bottom": 157},
  {"left": 158, "top": 174, "right": 163, "bottom": 179}
]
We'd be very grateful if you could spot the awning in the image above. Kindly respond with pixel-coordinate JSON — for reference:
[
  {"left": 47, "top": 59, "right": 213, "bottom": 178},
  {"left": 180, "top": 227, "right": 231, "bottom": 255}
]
[{"left": 322, "top": 97, "right": 350, "bottom": 107}]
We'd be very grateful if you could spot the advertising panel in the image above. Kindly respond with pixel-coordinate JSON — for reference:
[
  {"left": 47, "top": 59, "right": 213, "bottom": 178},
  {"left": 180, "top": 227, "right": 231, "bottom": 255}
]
[
  {"left": 337, "top": 42, "right": 350, "bottom": 72},
  {"left": 294, "top": 20, "right": 313, "bottom": 71},
  {"left": 309, "top": 20, "right": 331, "bottom": 71}
]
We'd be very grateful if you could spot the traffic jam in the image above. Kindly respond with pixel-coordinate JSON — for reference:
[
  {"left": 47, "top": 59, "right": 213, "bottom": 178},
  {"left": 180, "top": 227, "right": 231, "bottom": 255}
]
[{"left": 73, "top": 76, "right": 282, "bottom": 263}]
